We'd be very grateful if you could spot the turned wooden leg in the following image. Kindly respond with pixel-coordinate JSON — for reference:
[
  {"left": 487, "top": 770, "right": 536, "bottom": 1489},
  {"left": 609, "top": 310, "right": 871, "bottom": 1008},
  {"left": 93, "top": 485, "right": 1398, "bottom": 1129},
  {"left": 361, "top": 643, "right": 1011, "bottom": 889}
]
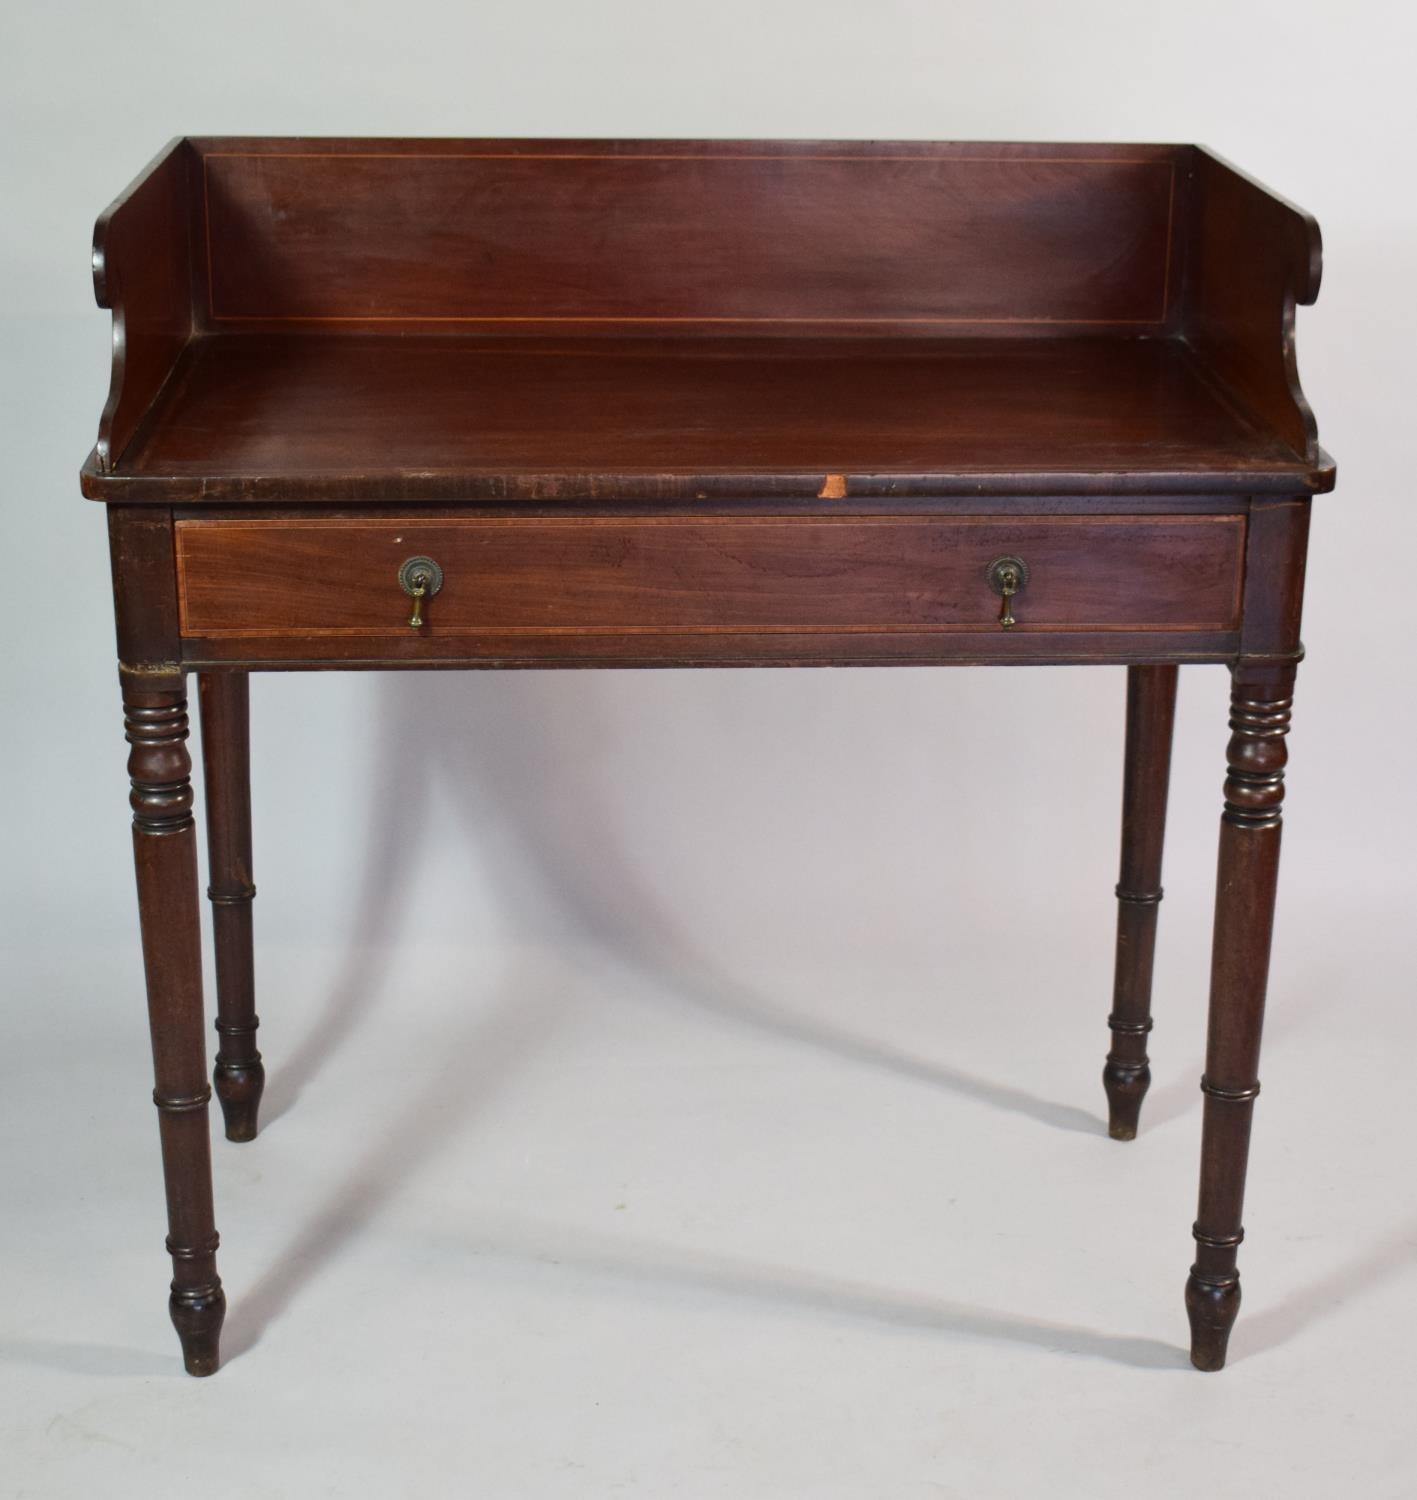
[
  {"left": 126, "top": 683, "right": 226, "bottom": 1376},
  {"left": 1103, "top": 665, "right": 1178, "bottom": 1140},
  {"left": 199, "top": 672, "right": 264, "bottom": 1142},
  {"left": 1185, "top": 665, "right": 1294, "bottom": 1371}
]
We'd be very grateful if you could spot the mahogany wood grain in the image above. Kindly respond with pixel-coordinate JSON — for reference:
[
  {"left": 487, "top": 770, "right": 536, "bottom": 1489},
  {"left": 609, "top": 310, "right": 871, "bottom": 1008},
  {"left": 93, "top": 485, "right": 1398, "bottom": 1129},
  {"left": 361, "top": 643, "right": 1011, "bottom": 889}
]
[
  {"left": 1187, "top": 149, "right": 1323, "bottom": 463},
  {"left": 198, "top": 673, "right": 264, "bottom": 1142},
  {"left": 92, "top": 139, "right": 196, "bottom": 475},
  {"left": 1182, "top": 479, "right": 1310, "bottom": 1370},
  {"left": 1186, "top": 664, "right": 1295, "bottom": 1370},
  {"left": 173, "top": 515, "right": 1246, "bottom": 641},
  {"left": 172, "top": 496, "right": 1253, "bottom": 518},
  {"left": 180, "top": 629, "right": 1244, "bottom": 671},
  {"left": 1104, "top": 665, "right": 1178, "bottom": 1139},
  {"left": 199, "top": 144, "right": 1177, "bottom": 330},
  {"left": 1239, "top": 498, "right": 1311, "bottom": 659},
  {"left": 83, "top": 333, "right": 1330, "bottom": 503},
  {"left": 107, "top": 506, "right": 183, "bottom": 681},
  {"left": 84, "top": 138, "right": 1331, "bottom": 497},
  {"left": 124, "top": 684, "right": 225, "bottom": 1376}
]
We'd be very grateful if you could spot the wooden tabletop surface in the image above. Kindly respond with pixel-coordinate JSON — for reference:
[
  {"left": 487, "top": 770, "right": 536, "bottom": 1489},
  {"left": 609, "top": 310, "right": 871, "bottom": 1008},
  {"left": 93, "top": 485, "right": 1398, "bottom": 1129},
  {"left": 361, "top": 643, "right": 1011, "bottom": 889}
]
[{"left": 89, "top": 332, "right": 1331, "bottom": 503}]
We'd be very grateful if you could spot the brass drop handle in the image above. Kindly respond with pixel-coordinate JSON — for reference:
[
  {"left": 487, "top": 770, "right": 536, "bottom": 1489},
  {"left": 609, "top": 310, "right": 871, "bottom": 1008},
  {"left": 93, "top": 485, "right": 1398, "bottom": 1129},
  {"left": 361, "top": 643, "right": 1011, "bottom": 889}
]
[
  {"left": 996, "top": 566, "right": 1020, "bottom": 629},
  {"left": 986, "top": 555, "right": 1029, "bottom": 630},
  {"left": 398, "top": 556, "right": 444, "bottom": 629}
]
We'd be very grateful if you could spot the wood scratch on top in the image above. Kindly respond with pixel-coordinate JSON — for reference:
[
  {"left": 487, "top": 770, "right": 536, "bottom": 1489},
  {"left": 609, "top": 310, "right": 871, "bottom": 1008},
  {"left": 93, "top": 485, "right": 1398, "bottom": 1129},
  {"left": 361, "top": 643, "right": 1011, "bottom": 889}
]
[{"left": 818, "top": 473, "right": 847, "bottom": 499}]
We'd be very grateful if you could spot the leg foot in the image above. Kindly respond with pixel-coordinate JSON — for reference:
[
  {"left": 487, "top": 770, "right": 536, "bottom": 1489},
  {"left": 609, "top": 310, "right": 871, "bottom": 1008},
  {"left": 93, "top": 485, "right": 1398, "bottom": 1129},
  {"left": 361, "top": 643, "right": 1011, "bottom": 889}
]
[
  {"left": 214, "top": 1057, "right": 265, "bottom": 1143},
  {"left": 171, "top": 1283, "right": 227, "bottom": 1376},
  {"left": 1186, "top": 1272, "right": 1240, "bottom": 1371},
  {"left": 1103, "top": 1056, "right": 1150, "bottom": 1141}
]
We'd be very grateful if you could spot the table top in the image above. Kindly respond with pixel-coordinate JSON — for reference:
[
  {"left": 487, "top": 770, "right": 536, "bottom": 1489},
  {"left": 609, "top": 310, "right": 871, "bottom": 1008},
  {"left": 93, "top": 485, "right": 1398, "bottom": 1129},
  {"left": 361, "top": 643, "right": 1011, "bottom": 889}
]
[
  {"left": 82, "top": 138, "right": 1332, "bottom": 505},
  {"left": 82, "top": 331, "right": 1330, "bottom": 505}
]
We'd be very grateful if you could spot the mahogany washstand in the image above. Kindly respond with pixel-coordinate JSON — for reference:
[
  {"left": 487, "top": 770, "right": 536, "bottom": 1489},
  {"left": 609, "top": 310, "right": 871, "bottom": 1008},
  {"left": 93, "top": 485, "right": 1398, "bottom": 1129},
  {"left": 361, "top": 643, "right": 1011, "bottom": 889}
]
[{"left": 82, "top": 138, "right": 1333, "bottom": 1375}]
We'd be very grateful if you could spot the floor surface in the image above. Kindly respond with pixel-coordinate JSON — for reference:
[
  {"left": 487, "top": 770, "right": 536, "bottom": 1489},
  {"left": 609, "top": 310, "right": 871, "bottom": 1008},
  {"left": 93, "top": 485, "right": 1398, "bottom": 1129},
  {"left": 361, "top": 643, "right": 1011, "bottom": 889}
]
[{"left": 3, "top": 885, "right": 1414, "bottom": 1497}]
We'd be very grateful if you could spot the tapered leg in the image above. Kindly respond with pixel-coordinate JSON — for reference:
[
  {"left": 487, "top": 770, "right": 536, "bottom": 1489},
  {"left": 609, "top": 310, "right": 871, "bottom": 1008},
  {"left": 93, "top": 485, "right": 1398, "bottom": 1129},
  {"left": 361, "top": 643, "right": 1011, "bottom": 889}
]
[
  {"left": 125, "top": 684, "right": 226, "bottom": 1376},
  {"left": 198, "top": 673, "right": 264, "bottom": 1142},
  {"left": 1103, "top": 665, "right": 1178, "bottom": 1140},
  {"left": 1185, "top": 665, "right": 1294, "bottom": 1371}
]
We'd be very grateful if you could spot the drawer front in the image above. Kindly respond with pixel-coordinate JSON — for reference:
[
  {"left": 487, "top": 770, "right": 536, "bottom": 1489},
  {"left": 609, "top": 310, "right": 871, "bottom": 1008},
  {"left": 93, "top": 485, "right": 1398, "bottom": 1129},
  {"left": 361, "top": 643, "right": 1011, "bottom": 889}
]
[{"left": 175, "top": 515, "right": 1246, "bottom": 640}]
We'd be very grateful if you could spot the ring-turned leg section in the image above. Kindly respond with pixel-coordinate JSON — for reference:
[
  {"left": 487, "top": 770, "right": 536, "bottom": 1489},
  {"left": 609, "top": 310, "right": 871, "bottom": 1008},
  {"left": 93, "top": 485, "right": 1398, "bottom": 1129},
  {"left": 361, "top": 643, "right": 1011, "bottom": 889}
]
[
  {"left": 198, "top": 673, "right": 264, "bottom": 1142},
  {"left": 1186, "top": 665, "right": 1293, "bottom": 1371},
  {"left": 126, "top": 683, "right": 226, "bottom": 1375},
  {"left": 1104, "top": 665, "right": 1178, "bottom": 1140}
]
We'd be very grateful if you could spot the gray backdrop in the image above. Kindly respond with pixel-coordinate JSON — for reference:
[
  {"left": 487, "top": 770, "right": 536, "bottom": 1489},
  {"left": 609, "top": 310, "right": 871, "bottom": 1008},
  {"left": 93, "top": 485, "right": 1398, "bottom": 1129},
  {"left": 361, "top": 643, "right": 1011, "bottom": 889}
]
[{"left": 3, "top": 2, "right": 1415, "bottom": 1495}]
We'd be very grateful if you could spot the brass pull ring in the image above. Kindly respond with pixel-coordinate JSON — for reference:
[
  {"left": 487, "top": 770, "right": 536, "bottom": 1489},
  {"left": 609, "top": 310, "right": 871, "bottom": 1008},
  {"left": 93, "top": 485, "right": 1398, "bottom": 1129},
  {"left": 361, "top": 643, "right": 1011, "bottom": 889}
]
[
  {"left": 986, "top": 555, "right": 1029, "bottom": 630},
  {"left": 398, "top": 556, "right": 444, "bottom": 629}
]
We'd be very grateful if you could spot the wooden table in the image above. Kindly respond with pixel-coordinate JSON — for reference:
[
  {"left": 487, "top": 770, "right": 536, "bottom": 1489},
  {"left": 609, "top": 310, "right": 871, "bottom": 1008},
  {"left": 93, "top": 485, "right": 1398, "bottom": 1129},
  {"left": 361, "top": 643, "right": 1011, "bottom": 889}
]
[{"left": 82, "top": 138, "right": 1333, "bottom": 1376}]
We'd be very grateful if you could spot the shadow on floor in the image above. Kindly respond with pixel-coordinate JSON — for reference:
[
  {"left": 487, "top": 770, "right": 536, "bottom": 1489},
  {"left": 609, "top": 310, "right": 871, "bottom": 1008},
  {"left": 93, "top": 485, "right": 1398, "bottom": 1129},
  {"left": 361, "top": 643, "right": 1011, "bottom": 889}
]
[
  {"left": 458, "top": 1214, "right": 1190, "bottom": 1371},
  {"left": 1240, "top": 1217, "right": 1417, "bottom": 1360},
  {"left": 259, "top": 673, "right": 1100, "bottom": 1136},
  {"left": 219, "top": 670, "right": 1350, "bottom": 1374}
]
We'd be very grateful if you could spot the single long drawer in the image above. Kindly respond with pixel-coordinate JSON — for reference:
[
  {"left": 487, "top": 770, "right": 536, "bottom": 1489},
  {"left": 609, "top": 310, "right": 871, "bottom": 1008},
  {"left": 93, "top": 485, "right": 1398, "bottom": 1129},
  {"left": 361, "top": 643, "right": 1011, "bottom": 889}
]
[{"left": 174, "top": 515, "right": 1246, "bottom": 638}]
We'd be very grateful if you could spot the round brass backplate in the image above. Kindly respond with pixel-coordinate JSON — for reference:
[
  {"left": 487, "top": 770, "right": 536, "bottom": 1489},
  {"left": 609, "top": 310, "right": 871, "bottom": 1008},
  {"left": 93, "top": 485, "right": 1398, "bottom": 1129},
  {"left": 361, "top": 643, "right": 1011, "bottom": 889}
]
[
  {"left": 398, "top": 555, "right": 444, "bottom": 598},
  {"left": 985, "top": 555, "right": 1029, "bottom": 594}
]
